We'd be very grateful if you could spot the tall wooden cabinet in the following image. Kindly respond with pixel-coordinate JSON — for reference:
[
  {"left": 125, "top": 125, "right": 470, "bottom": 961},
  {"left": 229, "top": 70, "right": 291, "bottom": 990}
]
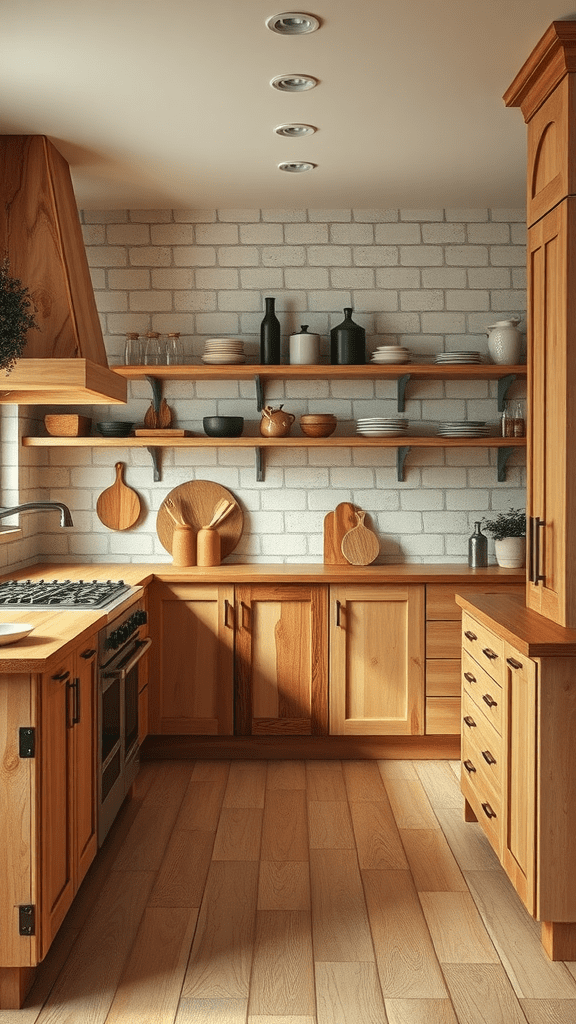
[{"left": 505, "top": 21, "right": 576, "bottom": 628}]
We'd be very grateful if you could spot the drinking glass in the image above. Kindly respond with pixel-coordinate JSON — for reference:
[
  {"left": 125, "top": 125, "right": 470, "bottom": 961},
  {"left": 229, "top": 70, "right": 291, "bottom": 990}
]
[
  {"left": 124, "top": 333, "right": 142, "bottom": 365},
  {"left": 143, "top": 332, "right": 161, "bottom": 365},
  {"left": 166, "top": 333, "right": 183, "bottom": 364}
]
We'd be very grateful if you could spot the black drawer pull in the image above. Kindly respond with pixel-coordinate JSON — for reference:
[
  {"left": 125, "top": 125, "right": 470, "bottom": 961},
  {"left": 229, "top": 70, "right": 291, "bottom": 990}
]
[
  {"left": 482, "top": 693, "right": 498, "bottom": 709},
  {"left": 482, "top": 802, "right": 497, "bottom": 819},
  {"left": 506, "top": 657, "right": 523, "bottom": 670},
  {"left": 463, "top": 715, "right": 476, "bottom": 728},
  {"left": 52, "top": 670, "right": 70, "bottom": 681},
  {"left": 481, "top": 749, "right": 496, "bottom": 766},
  {"left": 464, "top": 630, "right": 477, "bottom": 641},
  {"left": 463, "top": 759, "right": 476, "bottom": 773},
  {"left": 80, "top": 648, "right": 96, "bottom": 660},
  {"left": 482, "top": 647, "right": 498, "bottom": 660},
  {"left": 464, "top": 671, "right": 476, "bottom": 683}
]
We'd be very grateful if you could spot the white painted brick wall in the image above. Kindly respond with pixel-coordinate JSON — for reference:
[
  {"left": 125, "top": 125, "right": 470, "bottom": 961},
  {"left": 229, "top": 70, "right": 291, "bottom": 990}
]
[{"left": 2, "top": 209, "right": 527, "bottom": 570}]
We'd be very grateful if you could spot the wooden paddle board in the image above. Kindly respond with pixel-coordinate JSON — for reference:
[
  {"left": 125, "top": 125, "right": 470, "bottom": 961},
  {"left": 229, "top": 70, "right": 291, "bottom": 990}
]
[
  {"left": 96, "top": 462, "right": 141, "bottom": 531},
  {"left": 157, "top": 480, "right": 243, "bottom": 559},
  {"left": 323, "top": 502, "right": 357, "bottom": 563},
  {"left": 341, "top": 510, "right": 380, "bottom": 565}
]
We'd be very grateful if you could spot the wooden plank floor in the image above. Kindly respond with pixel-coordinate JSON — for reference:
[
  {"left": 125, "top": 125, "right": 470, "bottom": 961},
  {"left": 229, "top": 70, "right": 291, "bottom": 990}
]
[{"left": 6, "top": 759, "right": 576, "bottom": 1024}]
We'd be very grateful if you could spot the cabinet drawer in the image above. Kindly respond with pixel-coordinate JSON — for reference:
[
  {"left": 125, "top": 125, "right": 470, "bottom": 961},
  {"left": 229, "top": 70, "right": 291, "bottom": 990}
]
[
  {"left": 426, "top": 659, "right": 461, "bottom": 696},
  {"left": 461, "top": 764, "right": 501, "bottom": 857},
  {"left": 462, "top": 650, "right": 503, "bottom": 735},
  {"left": 426, "top": 582, "right": 523, "bottom": 620},
  {"left": 426, "top": 696, "right": 461, "bottom": 734},
  {"left": 461, "top": 690, "right": 502, "bottom": 788},
  {"left": 462, "top": 612, "right": 505, "bottom": 681},
  {"left": 426, "top": 620, "right": 461, "bottom": 660}
]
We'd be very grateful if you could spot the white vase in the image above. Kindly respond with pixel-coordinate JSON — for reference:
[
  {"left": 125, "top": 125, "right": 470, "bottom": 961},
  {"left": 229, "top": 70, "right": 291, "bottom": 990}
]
[
  {"left": 494, "top": 536, "right": 525, "bottom": 568},
  {"left": 486, "top": 318, "right": 523, "bottom": 365}
]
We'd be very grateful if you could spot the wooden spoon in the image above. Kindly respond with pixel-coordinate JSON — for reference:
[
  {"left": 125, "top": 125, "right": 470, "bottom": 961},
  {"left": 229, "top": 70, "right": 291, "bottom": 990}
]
[
  {"left": 96, "top": 462, "right": 141, "bottom": 531},
  {"left": 340, "top": 510, "right": 379, "bottom": 565}
]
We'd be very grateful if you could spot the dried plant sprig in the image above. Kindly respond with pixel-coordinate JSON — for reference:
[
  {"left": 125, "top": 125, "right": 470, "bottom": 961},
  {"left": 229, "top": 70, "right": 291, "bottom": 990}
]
[{"left": 0, "top": 255, "right": 39, "bottom": 374}]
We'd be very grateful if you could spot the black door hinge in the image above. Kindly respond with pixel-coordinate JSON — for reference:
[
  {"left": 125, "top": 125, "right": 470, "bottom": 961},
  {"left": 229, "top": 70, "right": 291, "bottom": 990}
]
[
  {"left": 19, "top": 905, "right": 35, "bottom": 936},
  {"left": 19, "top": 727, "right": 35, "bottom": 758}
]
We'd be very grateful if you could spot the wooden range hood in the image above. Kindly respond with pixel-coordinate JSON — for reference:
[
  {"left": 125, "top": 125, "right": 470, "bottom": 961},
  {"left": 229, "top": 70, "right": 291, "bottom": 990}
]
[{"left": 0, "top": 135, "right": 126, "bottom": 404}]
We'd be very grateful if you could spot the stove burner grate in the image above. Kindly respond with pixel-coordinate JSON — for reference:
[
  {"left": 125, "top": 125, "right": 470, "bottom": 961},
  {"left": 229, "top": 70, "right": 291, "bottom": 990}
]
[{"left": 0, "top": 579, "right": 131, "bottom": 609}]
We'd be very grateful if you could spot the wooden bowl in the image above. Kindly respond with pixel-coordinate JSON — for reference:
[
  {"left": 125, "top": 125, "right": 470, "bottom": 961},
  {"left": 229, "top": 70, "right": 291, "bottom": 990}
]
[
  {"left": 300, "top": 419, "right": 337, "bottom": 437},
  {"left": 45, "top": 414, "right": 92, "bottom": 437},
  {"left": 300, "top": 413, "right": 337, "bottom": 423}
]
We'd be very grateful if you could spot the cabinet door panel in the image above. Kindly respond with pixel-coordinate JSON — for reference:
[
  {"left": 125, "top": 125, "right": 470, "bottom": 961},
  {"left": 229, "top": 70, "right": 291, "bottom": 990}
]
[
  {"left": 502, "top": 646, "right": 536, "bottom": 915},
  {"left": 149, "top": 582, "right": 234, "bottom": 735},
  {"left": 40, "top": 663, "right": 74, "bottom": 958},
  {"left": 330, "top": 585, "right": 424, "bottom": 735},
  {"left": 235, "top": 585, "right": 328, "bottom": 736},
  {"left": 74, "top": 644, "right": 97, "bottom": 888}
]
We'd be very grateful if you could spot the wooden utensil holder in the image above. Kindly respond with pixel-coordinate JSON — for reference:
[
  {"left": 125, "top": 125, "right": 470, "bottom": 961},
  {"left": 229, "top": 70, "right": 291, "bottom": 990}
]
[
  {"left": 172, "top": 524, "right": 196, "bottom": 566},
  {"left": 197, "top": 527, "right": 221, "bottom": 566}
]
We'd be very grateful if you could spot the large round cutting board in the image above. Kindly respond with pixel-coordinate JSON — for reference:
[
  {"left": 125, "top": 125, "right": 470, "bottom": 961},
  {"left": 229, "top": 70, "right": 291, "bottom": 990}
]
[{"left": 157, "top": 480, "right": 243, "bottom": 558}]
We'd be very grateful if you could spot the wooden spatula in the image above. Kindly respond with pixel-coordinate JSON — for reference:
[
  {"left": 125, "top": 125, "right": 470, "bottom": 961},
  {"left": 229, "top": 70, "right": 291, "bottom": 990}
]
[
  {"left": 341, "top": 510, "right": 379, "bottom": 565},
  {"left": 96, "top": 462, "right": 141, "bottom": 531}
]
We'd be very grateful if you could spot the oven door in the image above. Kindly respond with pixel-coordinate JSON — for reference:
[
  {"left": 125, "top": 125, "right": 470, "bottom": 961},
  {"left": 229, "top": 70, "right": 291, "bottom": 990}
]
[{"left": 98, "top": 636, "right": 152, "bottom": 845}]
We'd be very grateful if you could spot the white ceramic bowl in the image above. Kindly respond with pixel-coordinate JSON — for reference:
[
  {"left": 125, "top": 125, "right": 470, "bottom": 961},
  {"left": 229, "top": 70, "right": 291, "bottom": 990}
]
[{"left": 0, "top": 623, "right": 33, "bottom": 645}]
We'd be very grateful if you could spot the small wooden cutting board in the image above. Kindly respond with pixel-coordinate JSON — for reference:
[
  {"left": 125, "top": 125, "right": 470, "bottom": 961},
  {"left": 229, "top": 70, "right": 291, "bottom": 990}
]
[
  {"left": 323, "top": 502, "right": 357, "bottom": 563},
  {"left": 96, "top": 462, "right": 141, "bottom": 531},
  {"left": 341, "top": 510, "right": 380, "bottom": 565}
]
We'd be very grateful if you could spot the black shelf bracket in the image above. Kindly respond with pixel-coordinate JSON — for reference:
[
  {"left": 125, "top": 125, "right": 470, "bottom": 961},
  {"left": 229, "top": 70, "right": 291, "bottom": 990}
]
[
  {"left": 144, "top": 374, "right": 163, "bottom": 414},
  {"left": 146, "top": 447, "right": 161, "bottom": 481},
  {"left": 254, "top": 374, "right": 264, "bottom": 412},
  {"left": 497, "top": 446, "right": 515, "bottom": 482},
  {"left": 397, "top": 374, "right": 411, "bottom": 413},
  {"left": 255, "top": 447, "right": 264, "bottom": 482},
  {"left": 396, "top": 445, "right": 411, "bottom": 481},
  {"left": 497, "top": 374, "right": 517, "bottom": 412}
]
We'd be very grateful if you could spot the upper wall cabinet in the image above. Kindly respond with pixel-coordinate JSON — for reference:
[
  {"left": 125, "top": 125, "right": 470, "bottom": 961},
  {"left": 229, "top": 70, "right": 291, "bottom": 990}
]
[{"left": 0, "top": 136, "right": 126, "bottom": 404}]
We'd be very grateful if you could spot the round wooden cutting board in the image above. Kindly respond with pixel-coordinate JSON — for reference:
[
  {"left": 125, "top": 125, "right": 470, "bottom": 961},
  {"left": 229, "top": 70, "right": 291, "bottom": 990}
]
[
  {"left": 156, "top": 480, "right": 243, "bottom": 558},
  {"left": 96, "top": 462, "right": 141, "bottom": 531}
]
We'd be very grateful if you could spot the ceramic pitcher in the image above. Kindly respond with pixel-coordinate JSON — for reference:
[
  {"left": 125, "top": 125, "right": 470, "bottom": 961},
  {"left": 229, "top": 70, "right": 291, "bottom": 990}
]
[
  {"left": 486, "top": 318, "right": 522, "bottom": 365},
  {"left": 259, "top": 405, "right": 295, "bottom": 437}
]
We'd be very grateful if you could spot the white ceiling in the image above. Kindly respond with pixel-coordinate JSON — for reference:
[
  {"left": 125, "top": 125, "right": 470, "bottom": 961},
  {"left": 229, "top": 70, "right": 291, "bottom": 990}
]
[{"left": 0, "top": 0, "right": 573, "bottom": 210}]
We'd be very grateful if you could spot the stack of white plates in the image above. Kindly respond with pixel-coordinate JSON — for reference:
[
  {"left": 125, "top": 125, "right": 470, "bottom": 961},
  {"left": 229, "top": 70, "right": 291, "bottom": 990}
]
[
  {"left": 434, "top": 351, "right": 482, "bottom": 364},
  {"left": 202, "top": 338, "right": 246, "bottom": 364},
  {"left": 371, "top": 345, "right": 411, "bottom": 364},
  {"left": 356, "top": 417, "right": 409, "bottom": 437},
  {"left": 436, "top": 421, "right": 490, "bottom": 437}
]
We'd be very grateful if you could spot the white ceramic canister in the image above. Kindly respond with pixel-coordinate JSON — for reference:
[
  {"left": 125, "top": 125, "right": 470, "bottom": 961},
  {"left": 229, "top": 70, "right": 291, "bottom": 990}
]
[
  {"left": 486, "top": 318, "right": 523, "bottom": 365},
  {"left": 289, "top": 325, "right": 320, "bottom": 365}
]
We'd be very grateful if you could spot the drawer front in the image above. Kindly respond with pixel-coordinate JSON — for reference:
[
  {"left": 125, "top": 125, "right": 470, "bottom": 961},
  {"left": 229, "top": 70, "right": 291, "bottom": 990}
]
[
  {"left": 427, "top": 582, "right": 523, "bottom": 620},
  {"left": 461, "top": 765, "right": 501, "bottom": 857},
  {"left": 462, "top": 612, "right": 505, "bottom": 681},
  {"left": 426, "top": 696, "right": 461, "bottom": 734},
  {"left": 426, "top": 659, "right": 461, "bottom": 696},
  {"left": 427, "top": 620, "right": 461, "bottom": 660},
  {"left": 462, "top": 650, "right": 503, "bottom": 735},
  {"left": 461, "top": 690, "right": 502, "bottom": 791}
]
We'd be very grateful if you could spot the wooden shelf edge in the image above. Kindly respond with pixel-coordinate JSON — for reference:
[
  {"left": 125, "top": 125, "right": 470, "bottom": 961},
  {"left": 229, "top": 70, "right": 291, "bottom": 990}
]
[
  {"left": 113, "top": 363, "right": 527, "bottom": 381},
  {"left": 22, "top": 435, "right": 527, "bottom": 448}
]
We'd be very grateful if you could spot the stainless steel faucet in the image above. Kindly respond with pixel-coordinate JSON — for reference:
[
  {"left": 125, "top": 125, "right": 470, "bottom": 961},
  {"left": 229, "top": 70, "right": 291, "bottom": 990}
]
[{"left": 0, "top": 502, "right": 74, "bottom": 527}]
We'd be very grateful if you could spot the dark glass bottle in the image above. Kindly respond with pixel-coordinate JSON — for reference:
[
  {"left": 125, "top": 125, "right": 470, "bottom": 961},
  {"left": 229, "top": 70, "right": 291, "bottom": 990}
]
[
  {"left": 330, "top": 307, "right": 366, "bottom": 364},
  {"left": 260, "top": 296, "right": 281, "bottom": 365},
  {"left": 468, "top": 521, "right": 488, "bottom": 567}
]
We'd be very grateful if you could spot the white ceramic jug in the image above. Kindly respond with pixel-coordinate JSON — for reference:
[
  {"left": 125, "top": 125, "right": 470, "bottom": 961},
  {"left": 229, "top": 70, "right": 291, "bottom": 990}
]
[{"left": 486, "top": 318, "right": 522, "bottom": 365}]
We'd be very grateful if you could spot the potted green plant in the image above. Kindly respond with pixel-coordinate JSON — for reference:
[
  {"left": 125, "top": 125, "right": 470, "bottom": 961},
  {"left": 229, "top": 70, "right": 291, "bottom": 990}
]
[
  {"left": 0, "top": 255, "right": 39, "bottom": 374},
  {"left": 482, "top": 507, "right": 526, "bottom": 567}
]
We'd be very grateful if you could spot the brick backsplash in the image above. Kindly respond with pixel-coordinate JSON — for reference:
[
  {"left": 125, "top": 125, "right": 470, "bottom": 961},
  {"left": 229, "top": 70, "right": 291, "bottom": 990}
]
[{"left": 3, "top": 209, "right": 526, "bottom": 570}]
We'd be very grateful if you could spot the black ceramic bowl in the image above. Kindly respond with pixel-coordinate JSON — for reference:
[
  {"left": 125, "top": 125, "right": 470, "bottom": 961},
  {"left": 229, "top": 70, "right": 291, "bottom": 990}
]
[
  {"left": 96, "top": 421, "right": 135, "bottom": 437},
  {"left": 203, "top": 416, "right": 244, "bottom": 438}
]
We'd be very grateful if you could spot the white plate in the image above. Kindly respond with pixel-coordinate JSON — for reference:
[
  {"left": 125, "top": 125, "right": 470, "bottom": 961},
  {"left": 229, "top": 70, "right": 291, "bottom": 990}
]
[
  {"left": 202, "top": 355, "right": 246, "bottom": 364},
  {"left": 0, "top": 623, "right": 33, "bottom": 645},
  {"left": 357, "top": 429, "right": 407, "bottom": 437}
]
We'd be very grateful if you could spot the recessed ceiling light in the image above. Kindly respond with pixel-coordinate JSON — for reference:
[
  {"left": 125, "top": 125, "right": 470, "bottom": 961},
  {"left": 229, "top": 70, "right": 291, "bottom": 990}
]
[
  {"left": 271, "top": 74, "right": 318, "bottom": 92},
  {"left": 274, "top": 123, "right": 317, "bottom": 137},
  {"left": 266, "top": 12, "right": 320, "bottom": 34},
  {"left": 278, "top": 161, "right": 316, "bottom": 172}
]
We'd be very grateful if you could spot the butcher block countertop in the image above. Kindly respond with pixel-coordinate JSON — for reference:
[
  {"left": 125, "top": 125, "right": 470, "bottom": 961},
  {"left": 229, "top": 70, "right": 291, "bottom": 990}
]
[
  {"left": 456, "top": 592, "right": 576, "bottom": 656},
  {"left": 0, "top": 561, "right": 524, "bottom": 671}
]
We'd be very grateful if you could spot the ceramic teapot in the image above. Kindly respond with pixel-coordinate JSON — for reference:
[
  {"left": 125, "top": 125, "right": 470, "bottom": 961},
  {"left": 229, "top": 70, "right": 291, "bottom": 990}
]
[
  {"left": 259, "top": 404, "right": 295, "bottom": 437},
  {"left": 486, "top": 317, "right": 522, "bottom": 365}
]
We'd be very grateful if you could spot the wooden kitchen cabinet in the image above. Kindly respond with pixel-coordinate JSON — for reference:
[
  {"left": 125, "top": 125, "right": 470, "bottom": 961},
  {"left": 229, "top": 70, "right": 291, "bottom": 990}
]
[
  {"left": 329, "top": 584, "right": 425, "bottom": 735},
  {"left": 0, "top": 634, "right": 98, "bottom": 1004},
  {"left": 235, "top": 584, "right": 328, "bottom": 735},
  {"left": 505, "top": 22, "right": 576, "bottom": 628},
  {"left": 148, "top": 581, "right": 234, "bottom": 735}
]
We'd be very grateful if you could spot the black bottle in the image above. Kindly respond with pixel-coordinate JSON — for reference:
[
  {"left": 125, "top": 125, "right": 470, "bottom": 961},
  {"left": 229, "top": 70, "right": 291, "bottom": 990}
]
[
  {"left": 330, "top": 307, "right": 366, "bottom": 365},
  {"left": 468, "top": 522, "right": 488, "bottom": 567},
  {"left": 260, "top": 296, "right": 281, "bottom": 365}
]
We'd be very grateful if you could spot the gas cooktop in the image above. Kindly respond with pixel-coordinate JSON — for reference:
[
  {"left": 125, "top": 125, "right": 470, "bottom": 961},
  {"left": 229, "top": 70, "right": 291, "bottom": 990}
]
[{"left": 0, "top": 579, "right": 132, "bottom": 609}]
